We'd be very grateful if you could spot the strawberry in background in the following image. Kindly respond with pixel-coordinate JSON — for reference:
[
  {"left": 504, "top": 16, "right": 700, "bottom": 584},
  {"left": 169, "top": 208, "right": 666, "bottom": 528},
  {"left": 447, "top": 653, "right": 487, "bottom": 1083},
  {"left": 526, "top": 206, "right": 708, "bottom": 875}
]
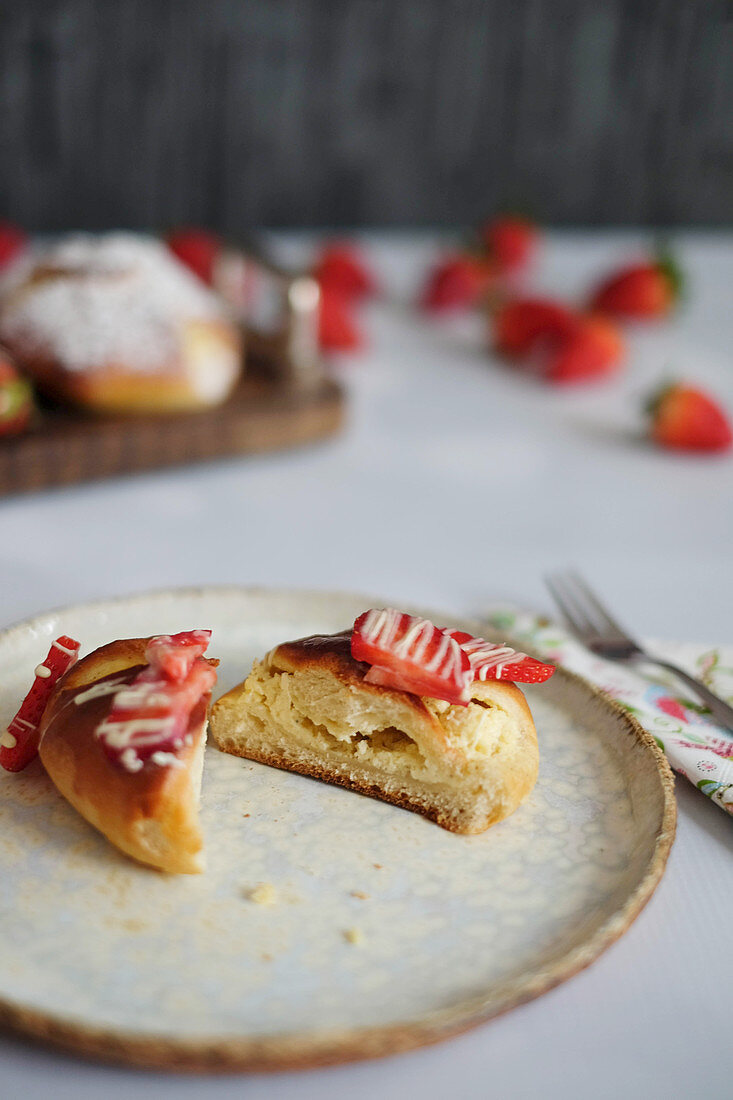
[
  {"left": 493, "top": 298, "right": 575, "bottom": 357},
  {"left": 314, "top": 243, "right": 376, "bottom": 301},
  {"left": 318, "top": 285, "right": 364, "bottom": 352},
  {"left": 646, "top": 383, "right": 731, "bottom": 453},
  {"left": 590, "top": 253, "right": 682, "bottom": 319},
  {"left": 166, "top": 228, "right": 222, "bottom": 285},
  {"left": 421, "top": 254, "right": 496, "bottom": 313},
  {"left": 543, "top": 315, "right": 624, "bottom": 384},
  {"left": 492, "top": 297, "right": 624, "bottom": 385},
  {"left": 0, "top": 221, "right": 27, "bottom": 270},
  {"left": 480, "top": 215, "right": 538, "bottom": 277},
  {"left": 0, "top": 351, "right": 34, "bottom": 437}
]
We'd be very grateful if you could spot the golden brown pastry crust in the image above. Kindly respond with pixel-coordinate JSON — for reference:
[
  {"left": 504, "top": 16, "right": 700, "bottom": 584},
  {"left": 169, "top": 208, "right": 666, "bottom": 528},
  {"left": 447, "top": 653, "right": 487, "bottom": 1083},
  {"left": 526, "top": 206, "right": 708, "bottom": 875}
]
[
  {"left": 211, "top": 630, "right": 539, "bottom": 834},
  {"left": 0, "top": 236, "right": 243, "bottom": 413},
  {"left": 38, "top": 638, "right": 211, "bottom": 874}
]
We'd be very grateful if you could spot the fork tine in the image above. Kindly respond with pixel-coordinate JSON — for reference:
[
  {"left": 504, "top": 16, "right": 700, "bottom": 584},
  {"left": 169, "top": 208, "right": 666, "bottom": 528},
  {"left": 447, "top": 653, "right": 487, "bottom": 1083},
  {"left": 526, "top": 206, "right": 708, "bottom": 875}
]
[
  {"left": 566, "top": 570, "right": 632, "bottom": 642},
  {"left": 545, "top": 573, "right": 597, "bottom": 636}
]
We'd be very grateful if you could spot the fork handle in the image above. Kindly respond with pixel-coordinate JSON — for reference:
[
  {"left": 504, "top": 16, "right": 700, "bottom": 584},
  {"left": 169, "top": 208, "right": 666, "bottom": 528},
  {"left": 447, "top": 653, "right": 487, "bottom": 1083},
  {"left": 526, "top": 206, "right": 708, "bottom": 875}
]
[{"left": 635, "top": 655, "right": 733, "bottom": 733}]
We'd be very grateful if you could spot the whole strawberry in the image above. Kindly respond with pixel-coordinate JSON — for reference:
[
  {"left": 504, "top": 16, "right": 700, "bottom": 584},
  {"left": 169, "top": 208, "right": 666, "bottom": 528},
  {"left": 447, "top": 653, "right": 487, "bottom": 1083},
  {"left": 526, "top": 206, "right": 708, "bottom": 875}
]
[
  {"left": 590, "top": 255, "right": 681, "bottom": 319},
  {"left": 481, "top": 216, "right": 537, "bottom": 275},
  {"left": 647, "top": 383, "right": 731, "bottom": 453},
  {"left": 318, "top": 284, "right": 364, "bottom": 352},
  {"left": 166, "top": 228, "right": 222, "bottom": 285},
  {"left": 0, "top": 221, "right": 27, "bottom": 270},
  {"left": 493, "top": 298, "right": 575, "bottom": 358},
  {"left": 315, "top": 243, "right": 375, "bottom": 300},
  {"left": 0, "top": 352, "right": 34, "bottom": 437},
  {"left": 421, "top": 254, "right": 495, "bottom": 312},
  {"left": 544, "top": 315, "right": 624, "bottom": 384}
]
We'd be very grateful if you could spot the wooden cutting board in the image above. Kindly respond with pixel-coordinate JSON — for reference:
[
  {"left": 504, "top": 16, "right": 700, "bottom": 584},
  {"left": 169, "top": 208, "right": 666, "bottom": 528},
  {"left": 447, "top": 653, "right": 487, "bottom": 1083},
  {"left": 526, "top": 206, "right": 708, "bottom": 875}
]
[{"left": 0, "top": 373, "right": 345, "bottom": 497}]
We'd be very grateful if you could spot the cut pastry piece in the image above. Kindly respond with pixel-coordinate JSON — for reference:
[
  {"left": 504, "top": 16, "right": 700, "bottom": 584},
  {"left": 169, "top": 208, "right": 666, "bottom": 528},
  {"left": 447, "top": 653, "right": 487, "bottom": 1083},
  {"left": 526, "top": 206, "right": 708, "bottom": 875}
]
[
  {"left": 211, "top": 612, "right": 554, "bottom": 834},
  {"left": 36, "top": 632, "right": 217, "bottom": 873}
]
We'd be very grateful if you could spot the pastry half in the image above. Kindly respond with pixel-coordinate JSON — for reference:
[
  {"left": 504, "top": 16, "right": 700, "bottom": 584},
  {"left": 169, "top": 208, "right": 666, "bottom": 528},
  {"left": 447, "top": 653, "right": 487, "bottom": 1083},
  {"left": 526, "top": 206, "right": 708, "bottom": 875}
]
[
  {"left": 38, "top": 636, "right": 214, "bottom": 873},
  {"left": 210, "top": 630, "right": 540, "bottom": 834}
]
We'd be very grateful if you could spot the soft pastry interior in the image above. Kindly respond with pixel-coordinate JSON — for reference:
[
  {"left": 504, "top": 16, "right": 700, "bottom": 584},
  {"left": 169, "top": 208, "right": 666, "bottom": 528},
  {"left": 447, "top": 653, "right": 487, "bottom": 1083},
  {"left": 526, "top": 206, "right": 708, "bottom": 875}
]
[{"left": 210, "top": 632, "right": 539, "bottom": 833}]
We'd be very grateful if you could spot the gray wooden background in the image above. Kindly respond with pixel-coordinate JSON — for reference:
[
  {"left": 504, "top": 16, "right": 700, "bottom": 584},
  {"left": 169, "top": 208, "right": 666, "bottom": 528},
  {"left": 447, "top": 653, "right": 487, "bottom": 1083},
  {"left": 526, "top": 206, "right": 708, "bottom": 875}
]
[{"left": 1, "top": 0, "right": 731, "bottom": 231}]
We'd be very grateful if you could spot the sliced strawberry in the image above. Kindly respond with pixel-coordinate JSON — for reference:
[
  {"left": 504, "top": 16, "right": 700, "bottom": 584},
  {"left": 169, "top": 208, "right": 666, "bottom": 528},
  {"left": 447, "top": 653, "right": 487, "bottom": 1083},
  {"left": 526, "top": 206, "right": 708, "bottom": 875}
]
[
  {"left": 446, "top": 630, "right": 555, "bottom": 683},
  {"left": 647, "top": 383, "right": 732, "bottom": 453},
  {"left": 98, "top": 653, "right": 217, "bottom": 772},
  {"left": 1, "top": 636, "right": 81, "bottom": 771},
  {"left": 166, "top": 228, "right": 222, "bottom": 285},
  {"left": 351, "top": 609, "right": 472, "bottom": 705},
  {"left": 543, "top": 314, "right": 624, "bottom": 384},
  {"left": 494, "top": 298, "right": 575, "bottom": 358},
  {"left": 318, "top": 285, "right": 364, "bottom": 352},
  {"left": 589, "top": 256, "right": 681, "bottom": 319},
  {"left": 0, "top": 221, "right": 27, "bottom": 269},
  {"left": 145, "top": 629, "right": 212, "bottom": 682},
  {"left": 315, "top": 243, "right": 375, "bottom": 300},
  {"left": 481, "top": 216, "right": 537, "bottom": 275},
  {"left": 421, "top": 254, "right": 495, "bottom": 312}
]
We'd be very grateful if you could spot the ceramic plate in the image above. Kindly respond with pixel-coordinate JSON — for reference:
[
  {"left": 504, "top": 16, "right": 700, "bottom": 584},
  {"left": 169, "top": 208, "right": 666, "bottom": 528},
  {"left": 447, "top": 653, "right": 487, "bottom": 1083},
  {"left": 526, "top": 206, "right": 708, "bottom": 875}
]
[{"left": 0, "top": 587, "right": 675, "bottom": 1070}]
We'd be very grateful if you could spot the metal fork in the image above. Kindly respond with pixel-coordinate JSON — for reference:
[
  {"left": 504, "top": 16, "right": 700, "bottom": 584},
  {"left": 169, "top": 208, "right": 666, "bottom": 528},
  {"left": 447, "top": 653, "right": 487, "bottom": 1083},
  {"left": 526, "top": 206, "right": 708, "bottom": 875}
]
[{"left": 546, "top": 570, "right": 733, "bottom": 734}]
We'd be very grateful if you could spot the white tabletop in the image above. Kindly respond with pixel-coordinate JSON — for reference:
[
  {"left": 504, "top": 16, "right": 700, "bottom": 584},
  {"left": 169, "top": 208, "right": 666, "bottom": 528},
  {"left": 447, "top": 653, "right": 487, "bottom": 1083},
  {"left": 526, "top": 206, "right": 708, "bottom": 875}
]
[{"left": 1, "top": 232, "right": 732, "bottom": 1098}]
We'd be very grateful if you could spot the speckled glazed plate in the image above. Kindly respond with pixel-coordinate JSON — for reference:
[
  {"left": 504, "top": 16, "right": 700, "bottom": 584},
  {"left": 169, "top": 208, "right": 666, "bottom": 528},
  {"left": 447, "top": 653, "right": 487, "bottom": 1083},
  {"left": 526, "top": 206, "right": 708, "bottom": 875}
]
[{"left": 0, "top": 587, "right": 675, "bottom": 1071}]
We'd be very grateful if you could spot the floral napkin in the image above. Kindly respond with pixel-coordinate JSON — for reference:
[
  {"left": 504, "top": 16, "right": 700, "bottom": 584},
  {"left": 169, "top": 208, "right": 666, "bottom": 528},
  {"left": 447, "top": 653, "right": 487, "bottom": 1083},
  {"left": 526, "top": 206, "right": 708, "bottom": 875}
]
[{"left": 485, "top": 607, "right": 733, "bottom": 815}]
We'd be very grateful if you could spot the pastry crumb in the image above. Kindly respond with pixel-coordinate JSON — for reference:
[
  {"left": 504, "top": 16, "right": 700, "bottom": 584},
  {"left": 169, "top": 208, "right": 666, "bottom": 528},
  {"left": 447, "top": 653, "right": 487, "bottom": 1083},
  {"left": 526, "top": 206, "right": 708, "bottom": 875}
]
[
  {"left": 350, "top": 890, "right": 369, "bottom": 900},
  {"left": 344, "top": 927, "right": 364, "bottom": 946},
  {"left": 373, "top": 863, "right": 382, "bottom": 870},
  {"left": 248, "top": 882, "right": 277, "bottom": 906}
]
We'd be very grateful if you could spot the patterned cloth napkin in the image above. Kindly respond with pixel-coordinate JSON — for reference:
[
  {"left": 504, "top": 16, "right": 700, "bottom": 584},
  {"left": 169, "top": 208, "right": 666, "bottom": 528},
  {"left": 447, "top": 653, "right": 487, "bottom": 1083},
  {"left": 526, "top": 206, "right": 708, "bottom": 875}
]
[{"left": 485, "top": 607, "right": 733, "bottom": 816}]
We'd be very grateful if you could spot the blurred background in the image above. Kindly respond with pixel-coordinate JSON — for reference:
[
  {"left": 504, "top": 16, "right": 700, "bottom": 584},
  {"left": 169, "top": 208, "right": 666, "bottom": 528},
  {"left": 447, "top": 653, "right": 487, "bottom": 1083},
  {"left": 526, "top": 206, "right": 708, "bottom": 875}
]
[{"left": 2, "top": 0, "right": 731, "bottom": 233}]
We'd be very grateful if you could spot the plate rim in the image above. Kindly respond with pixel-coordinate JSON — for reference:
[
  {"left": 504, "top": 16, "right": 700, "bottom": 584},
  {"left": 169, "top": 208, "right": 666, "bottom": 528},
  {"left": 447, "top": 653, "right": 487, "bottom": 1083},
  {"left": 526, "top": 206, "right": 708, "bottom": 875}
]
[{"left": 0, "top": 584, "right": 677, "bottom": 1072}]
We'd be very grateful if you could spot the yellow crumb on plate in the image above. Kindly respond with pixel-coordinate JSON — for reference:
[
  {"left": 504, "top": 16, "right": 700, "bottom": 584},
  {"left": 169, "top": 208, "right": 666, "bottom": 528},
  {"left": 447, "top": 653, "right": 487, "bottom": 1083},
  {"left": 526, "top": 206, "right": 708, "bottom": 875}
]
[
  {"left": 248, "top": 882, "right": 277, "bottom": 906},
  {"left": 344, "top": 927, "right": 364, "bottom": 946}
]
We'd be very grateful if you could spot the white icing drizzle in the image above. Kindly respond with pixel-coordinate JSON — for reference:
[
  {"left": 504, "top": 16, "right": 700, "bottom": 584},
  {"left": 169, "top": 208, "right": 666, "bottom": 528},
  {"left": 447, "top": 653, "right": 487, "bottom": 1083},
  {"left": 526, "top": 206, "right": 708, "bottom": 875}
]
[
  {"left": 360, "top": 609, "right": 467, "bottom": 680},
  {"left": 459, "top": 639, "right": 528, "bottom": 680},
  {"left": 110, "top": 685, "right": 172, "bottom": 710},
  {"left": 73, "top": 675, "right": 128, "bottom": 707},
  {"left": 119, "top": 748, "right": 144, "bottom": 773},
  {"left": 34, "top": 664, "right": 51, "bottom": 679},
  {"left": 10, "top": 716, "right": 35, "bottom": 730},
  {"left": 51, "top": 639, "right": 77, "bottom": 657},
  {"left": 150, "top": 751, "right": 185, "bottom": 769},
  {"left": 1, "top": 729, "right": 17, "bottom": 749},
  {"left": 95, "top": 715, "right": 178, "bottom": 750}
]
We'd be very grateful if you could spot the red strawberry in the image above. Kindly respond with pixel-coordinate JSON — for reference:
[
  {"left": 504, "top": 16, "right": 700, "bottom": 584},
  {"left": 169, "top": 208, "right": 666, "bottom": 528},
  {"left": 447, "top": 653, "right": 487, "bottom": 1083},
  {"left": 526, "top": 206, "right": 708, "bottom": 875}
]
[
  {"left": 0, "top": 221, "right": 27, "bottom": 269},
  {"left": 315, "top": 243, "right": 375, "bottom": 300},
  {"left": 1, "top": 636, "right": 81, "bottom": 772},
  {"left": 351, "top": 609, "right": 472, "bottom": 705},
  {"left": 647, "top": 384, "right": 732, "bottom": 453},
  {"left": 493, "top": 298, "right": 575, "bottom": 358},
  {"left": 99, "top": 658, "right": 217, "bottom": 772},
  {"left": 446, "top": 631, "right": 555, "bottom": 683},
  {"left": 318, "top": 285, "right": 363, "bottom": 352},
  {"left": 421, "top": 254, "right": 495, "bottom": 312},
  {"left": 98, "top": 632, "right": 217, "bottom": 771},
  {"left": 166, "top": 228, "right": 221, "bottom": 285},
  {"left": 543, "top": 314, "right": 624, "bottom": 384},
  {"left": 590, "top": 256, "right": 681, "bottom": 318},
  {"left": 0, "top": 351, "right": 34, "bottom": 437},
  {"left": 481, "top": 216, "right": 537, "bottom": 275},
  {"left": 145, "top": 629, "right": 212, "bottom": 682}
]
